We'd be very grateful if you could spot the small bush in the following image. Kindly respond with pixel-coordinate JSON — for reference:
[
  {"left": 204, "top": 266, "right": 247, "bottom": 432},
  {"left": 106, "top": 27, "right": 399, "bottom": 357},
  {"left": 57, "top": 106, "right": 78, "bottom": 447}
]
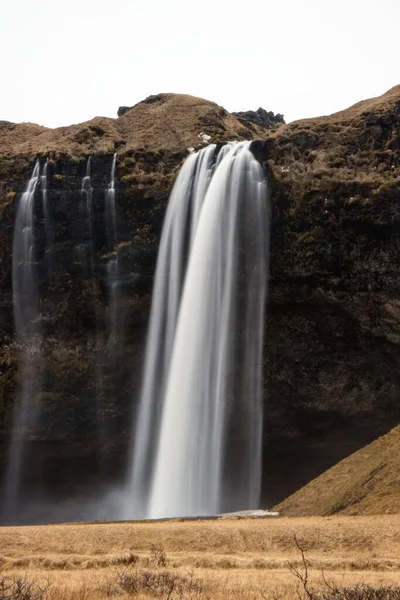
[
  {"left": 0, "top": 575, "right": 51, "bottom": 600},
  {"left": 150, "top": 544, "right": 168, "bottom": 568},
  {"left": 117, "top": 568, "right": 205, "bottom": 597},
  {"left": 261, "top": 536, "right": 400, "bottom": 600},
  {"left": 117, "top": 552, "right": 140, "bottom": 567}
]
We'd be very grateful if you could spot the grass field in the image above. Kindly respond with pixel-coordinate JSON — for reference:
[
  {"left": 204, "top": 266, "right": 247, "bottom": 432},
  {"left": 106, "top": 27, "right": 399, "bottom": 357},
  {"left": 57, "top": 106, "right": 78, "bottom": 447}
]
[{"left": 1, "top": 516, "right": 400, "bottom": 599}]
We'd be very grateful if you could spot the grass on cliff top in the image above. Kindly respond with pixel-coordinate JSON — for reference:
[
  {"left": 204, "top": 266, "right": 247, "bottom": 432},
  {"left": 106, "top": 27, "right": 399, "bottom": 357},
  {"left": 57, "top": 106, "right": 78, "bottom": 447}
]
[
  {"left": 1, "top": 516, "right": 400, "bottom": 599},
  {"left": 274, "top": 424, "right": 400, "bottom": 517},
  {"left": 0, "top": 93, "right": 270, "bottom": 161},
  {"left": 269, "top": 85, "right": 400, "bottom": 206},
  {"left": 292, "top": 85, "right": 400, "bottom": 126}
]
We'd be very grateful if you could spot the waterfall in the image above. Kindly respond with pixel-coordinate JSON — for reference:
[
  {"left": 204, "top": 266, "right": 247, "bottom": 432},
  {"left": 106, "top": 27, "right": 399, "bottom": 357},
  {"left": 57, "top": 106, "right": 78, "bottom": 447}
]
[
  {"left": 149, "top": 142, "right": 268, "bottom": 518},
  {"left": 105, "top": 154, "right": 117, "bottom": 249},
  {"left": 92, "top": 153, "right": 121, "bottom": 484},
  {"left": 126, "top": 142, "right": 268, "bottom": 519},
  {"left": 4, "top": 161, "right": 43, "bottom": 519},
  {"left": 123, "top": 144, "right": 217, "bottom": 517},
  {"left": 105, "top": 153, "right": 121, "bottom": 344},
  {"left": 78, "top": 157, "right": 94, "bottom": 275},
  {"left": 41, "top": 158, "right": 54, "bottom": 271}
]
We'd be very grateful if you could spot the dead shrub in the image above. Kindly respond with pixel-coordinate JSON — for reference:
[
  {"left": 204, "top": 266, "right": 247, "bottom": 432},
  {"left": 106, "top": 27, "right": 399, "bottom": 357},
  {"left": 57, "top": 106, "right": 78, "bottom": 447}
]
[
  {"left": 0, "top": 575, "right": 51, "bottom": 600},
  {"left": 150, "top": 544, "right": 168, "bottom": 568},
  {"left": 116, "top": 568, "right": 205, "bottom": 598},
  {"left": 261, "top": 536, "right": 400, "bottom": 600},
  {"left": 115, "top": 552, "right": 139, "bottom": 567}
]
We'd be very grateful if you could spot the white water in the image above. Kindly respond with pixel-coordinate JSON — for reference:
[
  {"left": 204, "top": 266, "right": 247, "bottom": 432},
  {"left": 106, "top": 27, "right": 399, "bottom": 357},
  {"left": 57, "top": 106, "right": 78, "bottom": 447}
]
[
  {"left": 105, "top": 154, "right": 121, "bottom": 344},
  {"left": 105, "top": 153, "right": 117, "bottom": 249},
  {"left": 79, "top": 157, "right": 94, "bottom": 275},
  {"left": 124, "top": 144, "right": 217, "bottom": 518},
  {"left": 41, "top": 159, "right": 53, "bottom": 269},
  {"left": 5, "top": 161, "right": 43, "bottom": 518},
  {"left": 149, "top": 142, "right": 268, "bottom": 518},
  {"left": 125, "top": 142, "right": 268, "bottom": 519}
]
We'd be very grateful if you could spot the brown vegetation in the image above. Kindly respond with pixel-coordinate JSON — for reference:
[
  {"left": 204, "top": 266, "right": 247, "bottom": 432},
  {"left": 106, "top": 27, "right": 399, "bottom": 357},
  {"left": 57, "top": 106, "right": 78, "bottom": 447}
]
[
  {"left": 275, "top": 425, "right": 400, "bottom": 517},
  {"left": 268, "top": 85, "right": 400, "bottom": 210},
  {"left": 1, "top": 517, "right": 400, "bottom": 599},
  {"left": 0, "top": 93, "right": 271, "bottom": 160}
]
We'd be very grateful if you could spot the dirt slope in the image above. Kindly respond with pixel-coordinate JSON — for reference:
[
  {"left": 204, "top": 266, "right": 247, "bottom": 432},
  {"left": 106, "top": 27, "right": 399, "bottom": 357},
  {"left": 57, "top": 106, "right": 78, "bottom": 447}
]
[{"left": 275, "top": 425, "right": 400, "bottom": 516}]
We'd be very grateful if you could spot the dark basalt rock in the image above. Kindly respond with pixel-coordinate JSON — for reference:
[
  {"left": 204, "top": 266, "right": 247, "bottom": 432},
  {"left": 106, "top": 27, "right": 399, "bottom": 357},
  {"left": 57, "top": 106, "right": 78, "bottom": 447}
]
[
  {"left": 117, "top": 106, "right": 131, "bottom": 117},
  {"left": 233, "top": 107, "right": 285, "bottom": 129},
  {"left": 138, "top": 94, "right": 168, "bottom": 105}
]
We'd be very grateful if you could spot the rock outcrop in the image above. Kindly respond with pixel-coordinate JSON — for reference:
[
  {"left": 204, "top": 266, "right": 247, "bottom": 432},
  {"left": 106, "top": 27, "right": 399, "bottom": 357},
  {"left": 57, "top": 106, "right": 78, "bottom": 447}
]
[
  {"left": 233, "top": 107, "right": 285, "bottom": 129},
  {"left": 0, "top": 88, "right": 400, "bottom": 519}
]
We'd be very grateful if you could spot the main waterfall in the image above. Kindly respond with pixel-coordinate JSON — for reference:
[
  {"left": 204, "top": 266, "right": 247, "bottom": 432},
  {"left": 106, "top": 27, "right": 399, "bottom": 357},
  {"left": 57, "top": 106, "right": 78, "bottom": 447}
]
[
  {"left": 127, "top": 142, "right": 269, "bottom": 519},
  {"left": 125, "top": 145, "right": 217, "bottom": 517}
]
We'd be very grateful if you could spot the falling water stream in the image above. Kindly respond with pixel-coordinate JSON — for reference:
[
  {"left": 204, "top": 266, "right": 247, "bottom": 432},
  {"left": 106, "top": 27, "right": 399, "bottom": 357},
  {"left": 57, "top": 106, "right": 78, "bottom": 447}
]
[
  {"left": 79, "top": 157, "right": 94, "bottom": 275},
  {"left": 4, "top": 161, "right": 43, "bottom": 519},
  {"left": 41, "top": 159, "right": 54, "bottom": 270},
  {"left": 105, "top": 153, "right": 121, "bottom": 344},
  {"left": 126, "top": 142, "right": 269, "bottom": 519},
  {"left": 4, "top": 144, "right": 268, "bottom": 524},
  {"left": 124, "top": 145, "right": 217, "bottom": 517}
]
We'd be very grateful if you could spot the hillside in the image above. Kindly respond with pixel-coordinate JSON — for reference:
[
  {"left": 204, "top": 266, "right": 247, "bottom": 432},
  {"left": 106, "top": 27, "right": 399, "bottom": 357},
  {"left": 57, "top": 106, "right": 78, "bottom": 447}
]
[
  {"left": 0, "top": 87, "right": 399, "bottom": 522},
  {"left": 269, "top": 84, "right": 400, "bottom": 207},
  {"left": 275, "top": 424, "right": 400, "bottom": 516},
  {"left": 0, "top": 93, "right": 274, "bottom": 159}
]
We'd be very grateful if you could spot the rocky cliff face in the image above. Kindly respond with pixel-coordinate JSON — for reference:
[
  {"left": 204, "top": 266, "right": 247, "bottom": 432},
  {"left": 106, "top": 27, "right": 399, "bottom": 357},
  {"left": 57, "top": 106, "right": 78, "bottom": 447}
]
[
  {"left": 261, "top": 85, "right": 400, "bottom": 502},
  {"left": 0, "top": 88, "right": 399, "bottom": 520}
]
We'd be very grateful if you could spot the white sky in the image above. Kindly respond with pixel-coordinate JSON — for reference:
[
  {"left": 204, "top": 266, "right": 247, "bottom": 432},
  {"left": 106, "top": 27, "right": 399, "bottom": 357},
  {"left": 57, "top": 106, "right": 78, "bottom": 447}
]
[{"left": 1, "top": 0, "right": 399, "bottom": 128}]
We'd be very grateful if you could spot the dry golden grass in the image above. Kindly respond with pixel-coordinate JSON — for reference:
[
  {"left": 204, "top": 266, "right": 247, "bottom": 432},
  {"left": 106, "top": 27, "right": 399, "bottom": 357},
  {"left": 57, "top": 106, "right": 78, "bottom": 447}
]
[
  {"left": 0, "top": 93, "right": 269, "bottom": 160},
  {"left": 275, "top": 425, "right": 400, "bottom": 517},
  {"left": 2, "top": 516, "right": 400, "bottom": 599}
]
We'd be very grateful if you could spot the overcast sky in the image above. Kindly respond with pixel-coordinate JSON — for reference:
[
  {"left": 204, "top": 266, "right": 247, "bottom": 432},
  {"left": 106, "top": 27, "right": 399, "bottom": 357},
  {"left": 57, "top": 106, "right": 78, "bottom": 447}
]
[{"left": 1, "top": 0, "right": 399, "bottom": 128}]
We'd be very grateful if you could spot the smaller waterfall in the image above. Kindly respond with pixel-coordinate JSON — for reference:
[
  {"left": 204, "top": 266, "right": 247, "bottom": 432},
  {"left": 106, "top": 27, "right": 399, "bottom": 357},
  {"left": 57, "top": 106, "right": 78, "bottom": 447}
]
[
  {"left": 105, "top": 153, "right": 122, "bottom": 344},
  {"left": 12, "top": 161, "right": 41, "bottom": 335},
  {"left": 105, "top": 154, "right": 117, "bottom": 250},
  {"left": 41, "top": 158, "right": 53, "bottom": 271},
  {"left": 93, "top": 153, "right": 122, "bottom": 483},
  {"left": 78, "top": 157, "right": 94, "bottom": 275},
  {"left": 4, "top": 161, "right": 43, "bottom": 519}
]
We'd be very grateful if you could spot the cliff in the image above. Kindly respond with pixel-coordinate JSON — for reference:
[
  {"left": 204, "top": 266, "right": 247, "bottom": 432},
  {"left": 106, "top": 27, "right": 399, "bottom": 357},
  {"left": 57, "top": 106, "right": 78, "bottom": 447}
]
[
  {"left": 261, "top": 85, "right": 400, "bottom": 502},
  {"left": 0, "top": 88, "right": 399, "bottom": 519}
]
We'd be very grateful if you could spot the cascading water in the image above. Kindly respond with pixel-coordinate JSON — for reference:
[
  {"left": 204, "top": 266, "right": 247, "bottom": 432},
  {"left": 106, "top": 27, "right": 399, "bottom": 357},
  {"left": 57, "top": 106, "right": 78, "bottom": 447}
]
[
  {"left": 41, "top": 158, "right": 54, "bottom": 271},
  {"left": 126, "top": 142, "right": 268, "bottom": 519},
  {"left": 3, "top": 143, "right": 267, "bottom": 524},
  {"left": 149, "top": 142, "right": 268, "bottom": 518},
  {"left": 105, "top": 153, "right": 121, "bottom": 344},
  {"left": 4, "top": 161, "right": 43, "bottom": 519},
  {"left": 93, "top": 153, "right": 122, "bottom": 484},
  {"left": 124, "top": 145, "right": 217, "bottom": 518},
  {"left": 78, "top": 157, "right": 94, "bottom": 275}
]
